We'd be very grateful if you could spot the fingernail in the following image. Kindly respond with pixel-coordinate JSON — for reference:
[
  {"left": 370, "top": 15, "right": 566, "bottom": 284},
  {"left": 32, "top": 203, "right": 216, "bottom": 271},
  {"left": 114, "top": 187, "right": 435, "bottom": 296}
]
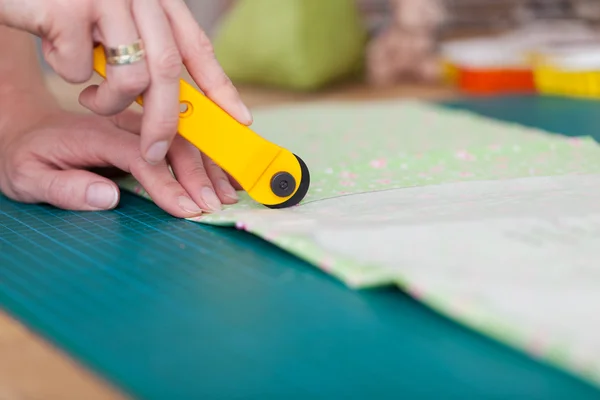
[
  {"left": 178, "top": 196, "right": 202, "bottom": 215},
  {"left": 201, "top": 187, "right": 222, "bottom": 211},
  {"left": 239, "top": 102, "right": 253, "bottom": 124},
  {"left": 86, "top": 182, "right": 119, "bottom": 209},
  {"left": 145, "top": 141, "right": 169, "bottom": 165},
  {"left": 218, "top": 179, "right": 238, "bottom": 201}
]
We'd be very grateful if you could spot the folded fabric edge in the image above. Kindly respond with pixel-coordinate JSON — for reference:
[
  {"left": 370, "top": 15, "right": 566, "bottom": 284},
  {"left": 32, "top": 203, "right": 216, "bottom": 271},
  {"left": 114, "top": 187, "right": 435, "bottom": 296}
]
[
  {"left": 116, "top": 181, "right": 398, "bottom": 289},
  {"left": 399, "top": 280, "right": 600, "bottom": 390},
  {"left": 117, "top": 178, "right": 600, "bottom": 391}
]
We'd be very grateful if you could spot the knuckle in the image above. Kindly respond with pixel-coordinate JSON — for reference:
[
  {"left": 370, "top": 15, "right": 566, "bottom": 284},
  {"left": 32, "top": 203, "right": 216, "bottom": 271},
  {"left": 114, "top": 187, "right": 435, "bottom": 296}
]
[
  {"left": 183, "top": 162, "right": 209, "bottom": 180},
  {"left": 204, "top": 71, "right": 233, "bottom": 93},
  {"left": 201, "top": 155, "right": 223, "bottom": 173},
  {"left": 152, "top": 115, "right": 180, "bottom": 138},
  {"left": 156, "top": 48, "right": 182, "bottom": 80},
  {"left": 184, "top": 29, "right": 214, "bottom": 60},
  {"left": 129, "top": 154, "right": 147, "bottom": 176},
  {"left": 114, "top": 70, "right": 150, "bottom": 97},
  {"left": 186, "top": 29, "right": 215, "bottom": 56},
  {"left": 164, "top": 180, "right": 185, "bottom": 195},
  {"left": 196, "top": 31, "right": 215, "bottom": 55},
  {"left": 44, "top": 174, "right": 71, "bottom": 207}
]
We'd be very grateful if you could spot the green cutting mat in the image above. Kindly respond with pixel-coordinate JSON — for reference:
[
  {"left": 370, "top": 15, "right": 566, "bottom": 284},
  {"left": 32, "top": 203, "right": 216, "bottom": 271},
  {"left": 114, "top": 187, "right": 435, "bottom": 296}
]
[{"left": 1, "top": 96, "right": 600, "bottom": 398}]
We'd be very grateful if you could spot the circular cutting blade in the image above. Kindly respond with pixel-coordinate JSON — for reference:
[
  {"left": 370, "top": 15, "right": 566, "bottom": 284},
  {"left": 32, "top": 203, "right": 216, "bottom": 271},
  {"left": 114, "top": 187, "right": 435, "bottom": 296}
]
[{"left": 265, "top": 154, "right": 310, "bottom": 209}]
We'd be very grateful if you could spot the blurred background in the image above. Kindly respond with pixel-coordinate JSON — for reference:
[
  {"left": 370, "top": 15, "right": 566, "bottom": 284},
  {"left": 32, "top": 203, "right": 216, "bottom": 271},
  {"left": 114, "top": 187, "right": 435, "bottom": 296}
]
[
  {"left": 41, "top": 0, "right": 600, "bottom": 105},
  {"left": 186, "top": 0, "right": 600, "bottom": 37},
  {"left": 187, "top": 0, "right": 600, "bottom": 98}
]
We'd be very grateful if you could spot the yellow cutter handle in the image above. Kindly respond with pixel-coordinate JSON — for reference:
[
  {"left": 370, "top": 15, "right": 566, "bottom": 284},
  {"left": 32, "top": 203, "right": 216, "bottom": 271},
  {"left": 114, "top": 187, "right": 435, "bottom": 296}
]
[{"left": 92, "top": 45, "right": 304, "bottom": 207}]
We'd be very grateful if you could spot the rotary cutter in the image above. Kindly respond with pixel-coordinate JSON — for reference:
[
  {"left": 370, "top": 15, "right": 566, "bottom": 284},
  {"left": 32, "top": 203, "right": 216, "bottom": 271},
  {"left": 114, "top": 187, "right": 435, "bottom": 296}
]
[{"left": 92, "top": 45, "right": 310, "bottom": 209}]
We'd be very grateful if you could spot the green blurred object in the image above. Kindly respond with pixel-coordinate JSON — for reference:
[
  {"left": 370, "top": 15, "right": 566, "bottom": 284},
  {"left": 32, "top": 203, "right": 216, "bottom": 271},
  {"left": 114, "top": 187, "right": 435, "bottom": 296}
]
[{"left": 213, "top": 0, "right": 367, "bottom": 91}]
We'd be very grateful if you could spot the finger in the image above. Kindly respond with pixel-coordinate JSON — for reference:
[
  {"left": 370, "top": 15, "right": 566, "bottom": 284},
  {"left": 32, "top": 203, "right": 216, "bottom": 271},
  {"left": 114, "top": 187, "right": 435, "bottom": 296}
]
[
  {"left": 92, "top": 129, "right": 203, "bottom": 218},
  {"left": 111, "top": 111, "right": 239, "bottom": 204},
  {"left": 55, "top": 121, "right": 202, "bottom": 218},
  {"left": 200, "top": 153, "right": 239, "bottom": 205},
  {"left": 42, "top": 21, "right": 93, "bottom": 83},
  {"left": 168, "top": 136, "right": 222, "bottom": 212},
  {"left": 226, "top": 172, "right": 243, "bottom": 191},
  {"left": 35, "top": 169, "right": 120, "bottom": 211},
  {"left": 79, "top": 0, "right": 150, "bottom": 116},
  {"left": 161, "top": 0, "right": 253, "bottom": 125},
  {"left": 132, "top": 157, "right": 204, "bottom": 218},
  {"left": 131, "top": 0, "right": 181, "bottom": 165},
  {"left": 110, "top": 109, "right": 242, "bottom": 195}
]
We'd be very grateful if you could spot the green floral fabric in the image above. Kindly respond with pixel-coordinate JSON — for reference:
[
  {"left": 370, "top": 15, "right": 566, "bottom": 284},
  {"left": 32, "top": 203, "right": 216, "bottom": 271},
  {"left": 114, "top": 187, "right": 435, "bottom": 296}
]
[{"left": 117, "top": 100, "right": 600, "bottom": 387}]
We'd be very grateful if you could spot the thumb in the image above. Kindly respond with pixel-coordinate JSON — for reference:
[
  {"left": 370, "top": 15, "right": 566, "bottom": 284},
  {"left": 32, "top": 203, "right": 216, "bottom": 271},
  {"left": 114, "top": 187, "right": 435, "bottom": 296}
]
[{"left": 38, "top": 169, "right": 120, "bottom": 211}]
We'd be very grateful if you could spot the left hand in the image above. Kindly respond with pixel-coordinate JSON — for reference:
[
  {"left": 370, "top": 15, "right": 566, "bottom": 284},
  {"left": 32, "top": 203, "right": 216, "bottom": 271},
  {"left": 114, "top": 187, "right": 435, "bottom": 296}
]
[{"left": 0, "top": 105, "right": 240, "bottom": 218}]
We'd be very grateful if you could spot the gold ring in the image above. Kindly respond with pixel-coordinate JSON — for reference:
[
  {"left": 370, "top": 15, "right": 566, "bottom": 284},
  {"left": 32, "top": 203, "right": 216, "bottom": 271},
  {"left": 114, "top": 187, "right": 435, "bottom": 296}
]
[{"left": 105, "top": 39, "right": 145, "bottom": 65}]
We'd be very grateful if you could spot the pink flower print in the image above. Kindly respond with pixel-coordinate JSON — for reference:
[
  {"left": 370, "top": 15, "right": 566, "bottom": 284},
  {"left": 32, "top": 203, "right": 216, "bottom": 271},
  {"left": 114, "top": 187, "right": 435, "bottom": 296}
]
[
  {"left": 340, "top": 180, "right": 356, "bottom": 187},
  {"left": 235, "top": 221, "right": 247, "bottom": 230},
  {"left": 376, "top": 179, "right": 392, "bottom": 185},
  {"left": 340, "top": 171, "right": 358, "bottom": 179},
  {"left": 430, "top": 165, "right": 444, "bottom": 173},
  {"left": 568, "top": 137, "right": 583, "bottom": 147},
  {"left": 370, "top": 158, "right": 387, "bottom": 169},
  {"left": 407, "top": 284, "right": 425, "bottom": 299},
  {"left": 528, "top": 337, "right": 546, "bottom": 357},
  {"left": 321, "top": 257, "right": 334, "bottom": 272},
  {"left": 488, "top": 144, "right": 502, "bottom": 151},
  {"left": 459, "top": 171, "right": 474, "bottom": 178},
  {"left": 455, "top": 150, "right": 476, "bottom": 161}
]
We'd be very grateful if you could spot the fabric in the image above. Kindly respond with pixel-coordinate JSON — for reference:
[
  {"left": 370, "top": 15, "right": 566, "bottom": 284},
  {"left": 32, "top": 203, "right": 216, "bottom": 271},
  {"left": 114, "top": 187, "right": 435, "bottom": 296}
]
[
  {"left": 117, "top": 100, "right": 600, "bottom": 386},
  {"left": 212, "top": 0, "right": 367, "bottom": 91}
]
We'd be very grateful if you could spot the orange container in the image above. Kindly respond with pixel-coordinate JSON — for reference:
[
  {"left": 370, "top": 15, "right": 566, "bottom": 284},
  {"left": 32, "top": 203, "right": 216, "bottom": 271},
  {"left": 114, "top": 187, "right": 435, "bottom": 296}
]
[
  {"left": 441, "top": 24, "right": 600, "bottom": 95},
  {"left": 441, "top": 38, "right": 537, "bottom": 95},
  {"left": 457, "top": 68, "right": 536, "bottom": 94}
]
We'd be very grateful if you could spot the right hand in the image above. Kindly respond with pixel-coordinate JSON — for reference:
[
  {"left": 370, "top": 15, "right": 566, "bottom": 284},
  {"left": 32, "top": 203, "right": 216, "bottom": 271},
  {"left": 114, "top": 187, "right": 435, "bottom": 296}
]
[{"left": 0, "top": 0, "right": 253, "bottom": 165}]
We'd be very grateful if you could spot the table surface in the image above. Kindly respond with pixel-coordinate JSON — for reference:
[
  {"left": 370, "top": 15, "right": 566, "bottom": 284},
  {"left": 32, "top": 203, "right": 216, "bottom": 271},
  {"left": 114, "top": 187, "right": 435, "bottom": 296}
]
[{"left": 2, "top": 74, "right": 598, "bottom": 399}]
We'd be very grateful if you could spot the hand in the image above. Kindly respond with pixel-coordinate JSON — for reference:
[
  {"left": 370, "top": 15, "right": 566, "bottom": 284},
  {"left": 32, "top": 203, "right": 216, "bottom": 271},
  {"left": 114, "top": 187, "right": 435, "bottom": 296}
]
[
  {"left": 0, "top": 0, "right": 252, "bottom": 164},
  {"left": 0, "top": 103, "right": 240, "bottom": 218}
]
